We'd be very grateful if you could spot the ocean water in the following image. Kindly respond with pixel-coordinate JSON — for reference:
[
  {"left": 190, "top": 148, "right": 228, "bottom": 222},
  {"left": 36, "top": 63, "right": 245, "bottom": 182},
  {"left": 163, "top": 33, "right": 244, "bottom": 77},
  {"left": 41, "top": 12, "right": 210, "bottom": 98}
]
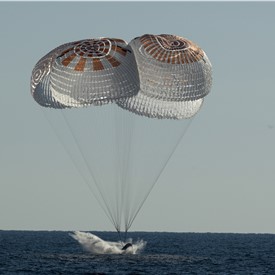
[{"left": 0, "top": 231, "right": 275, "bottom": 274}]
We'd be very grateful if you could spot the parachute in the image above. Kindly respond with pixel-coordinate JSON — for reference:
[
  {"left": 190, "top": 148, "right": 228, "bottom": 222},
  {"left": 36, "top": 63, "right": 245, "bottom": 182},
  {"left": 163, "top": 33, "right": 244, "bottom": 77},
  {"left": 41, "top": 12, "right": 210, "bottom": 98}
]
[
  {"left": 31, "top": 38, "right": 139, "bottom": 107},
  {"left": 31, "top": 34, "right": 212, "bottom": 238},
  {"left": 117, "top": 34, "right": 212, "bottom": 119}
]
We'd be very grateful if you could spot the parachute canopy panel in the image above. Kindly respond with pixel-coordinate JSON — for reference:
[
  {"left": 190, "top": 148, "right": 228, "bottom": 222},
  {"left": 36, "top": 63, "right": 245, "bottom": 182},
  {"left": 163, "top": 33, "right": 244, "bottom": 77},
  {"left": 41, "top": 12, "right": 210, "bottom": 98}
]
[{"left": 117, "top": 94, "right": 204, "bottom": 119}]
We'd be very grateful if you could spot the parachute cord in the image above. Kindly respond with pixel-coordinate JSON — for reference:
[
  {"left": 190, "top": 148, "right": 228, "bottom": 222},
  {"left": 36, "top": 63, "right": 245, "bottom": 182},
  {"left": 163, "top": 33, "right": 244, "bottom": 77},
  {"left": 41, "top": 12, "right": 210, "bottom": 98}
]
[
  {"left": 60, "top": 110, "right": 122, "bottom": 230},
  {"left": 42, "top": 108, "right": 120, "bottom": 232},
  {"left": 117, "top": 229, "right": 121, "bottom": 241},
  {"left": 123, "top": 230, "right": 128, "bottom": 243},
  {"left": 116, "top": 229, "right": 128, "bottom": 247},
  {"left": 119, "top": 111, "right": 135, "bottom": 239},
  {"left": 116, "top": 229, "right": 127, "bottom": 244},
  {"left": 125, "top": 117, "right": 194, "bottom": 232}
]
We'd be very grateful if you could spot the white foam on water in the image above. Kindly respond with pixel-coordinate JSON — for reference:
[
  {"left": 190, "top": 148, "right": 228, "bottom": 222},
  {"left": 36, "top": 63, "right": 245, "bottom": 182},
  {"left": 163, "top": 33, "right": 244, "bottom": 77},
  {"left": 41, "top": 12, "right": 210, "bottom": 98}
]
[{"left": 70, "top": 231, "right": 146, "bottom": 255}]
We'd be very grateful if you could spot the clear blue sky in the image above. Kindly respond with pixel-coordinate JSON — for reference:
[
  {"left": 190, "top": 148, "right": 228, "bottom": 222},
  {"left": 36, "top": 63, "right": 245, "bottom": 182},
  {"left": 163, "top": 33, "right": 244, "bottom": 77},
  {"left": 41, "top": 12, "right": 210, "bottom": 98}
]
[{"left": 1, "top": 2, "right": 275, "bottom": 233}]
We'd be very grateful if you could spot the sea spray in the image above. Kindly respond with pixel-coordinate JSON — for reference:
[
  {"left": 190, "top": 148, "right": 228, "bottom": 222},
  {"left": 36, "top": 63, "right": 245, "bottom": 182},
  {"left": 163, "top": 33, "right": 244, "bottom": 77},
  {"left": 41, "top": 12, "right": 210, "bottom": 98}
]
[{"left": 70, "top": 231, "right": 146, "bottom": 254}]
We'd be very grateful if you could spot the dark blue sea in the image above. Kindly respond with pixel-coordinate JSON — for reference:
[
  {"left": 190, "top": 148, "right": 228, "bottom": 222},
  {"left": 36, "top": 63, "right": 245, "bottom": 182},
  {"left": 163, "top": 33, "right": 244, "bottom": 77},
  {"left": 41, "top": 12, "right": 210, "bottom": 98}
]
[{"left": 1, "top": 231, "right": 275, "bottom": 274}]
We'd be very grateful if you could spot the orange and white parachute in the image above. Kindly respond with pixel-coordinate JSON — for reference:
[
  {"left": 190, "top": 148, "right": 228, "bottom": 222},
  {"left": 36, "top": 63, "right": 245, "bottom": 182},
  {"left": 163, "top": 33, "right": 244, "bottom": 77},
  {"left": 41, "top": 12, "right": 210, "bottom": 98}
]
[
  {"left": 30, "top": 34, "right": 212, "bottom": 235},
  {"left": 31, "top": 34, "right": 212, "bottom": 119},
  {"left": 117, "top": 34, "right": 212, "bottom": 119},
  {"left": 31, "top": 38, "right": 139, "bottom": 108}
]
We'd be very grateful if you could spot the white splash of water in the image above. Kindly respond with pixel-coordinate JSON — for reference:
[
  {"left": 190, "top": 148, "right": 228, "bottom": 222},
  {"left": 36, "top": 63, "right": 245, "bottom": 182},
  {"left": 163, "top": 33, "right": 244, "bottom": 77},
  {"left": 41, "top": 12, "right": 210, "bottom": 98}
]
[{"left": 70, "top": 231, "right": 146, "bottom": 255}]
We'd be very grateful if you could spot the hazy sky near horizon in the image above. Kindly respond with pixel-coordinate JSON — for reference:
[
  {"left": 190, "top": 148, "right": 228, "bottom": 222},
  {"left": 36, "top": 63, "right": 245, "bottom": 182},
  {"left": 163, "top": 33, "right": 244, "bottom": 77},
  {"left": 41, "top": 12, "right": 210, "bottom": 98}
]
[{"left": 1, "top": 2, "right": 275, "bottom": 233}]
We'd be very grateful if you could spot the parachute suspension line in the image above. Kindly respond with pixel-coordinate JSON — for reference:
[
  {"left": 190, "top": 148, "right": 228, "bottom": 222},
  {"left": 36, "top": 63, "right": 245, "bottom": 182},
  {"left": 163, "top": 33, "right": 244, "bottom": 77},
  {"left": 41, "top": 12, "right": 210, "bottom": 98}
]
[
  {"left": 113, "top": 106, "right": 122, "bottom": 234},
  {"left": 116, "top": 228, "right": 127, "bottom": 246},
  {"left": 108, "top": 105, "right": 123, "bottom": 233},
  {"left": 125, "top": 117, "right": 195, "bottom": 232},
  {"left": 116, "top": 229, "right": 123, "bottom": 244},
  {"left": 123, "top": 115, "right": 135, "bottom": 234},
  {"left": 60, "top": 109, "right": 121, "bottom": 232},
  {"left": 114, "top": 106, "right": 135, "bottom": 234},
  {"left": 42, "top": 109, "right": 118, "bottom": 230},
  {"left": 42, "top": 109, "right": 96, "bottom": 195},
  {"left": 123, "top": 229, "right": 129, "bottom": 243}
]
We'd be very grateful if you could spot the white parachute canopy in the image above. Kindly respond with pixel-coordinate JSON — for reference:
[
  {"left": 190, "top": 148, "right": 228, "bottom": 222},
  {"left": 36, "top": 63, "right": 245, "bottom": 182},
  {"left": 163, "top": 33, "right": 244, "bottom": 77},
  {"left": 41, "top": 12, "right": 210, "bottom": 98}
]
[
  {"left": 31, "top": 34, "right": 212, "bottom": 235},
  {"left": 31, "top": 38, "right": 140, "bottom": 108},
  {"left": 117, "top": 34, "right": 212, "bottom": 119}
]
